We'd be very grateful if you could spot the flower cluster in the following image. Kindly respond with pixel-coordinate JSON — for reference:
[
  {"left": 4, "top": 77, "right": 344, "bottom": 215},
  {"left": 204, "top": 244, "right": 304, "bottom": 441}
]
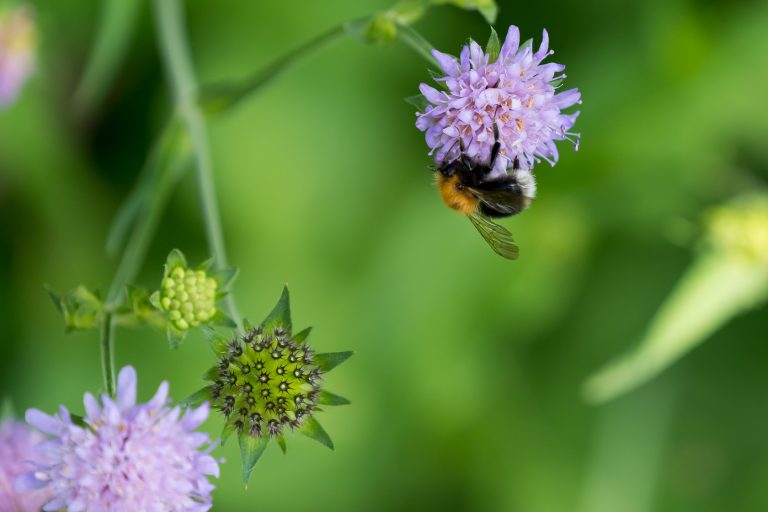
[
  {"left": 0, "top": 419, "right": 52, "bottom": 512},
  {"left": 209, "top": 323, "right": 323, "bottom": 439},
  {"left": 160, "top": 266, "right": 218, "bottom": 331},
  {"left": 16, "top": 366, "right": 219, "bottom": 512},
  {"left": 0, "top": 4, "right": 35, "bottom": 107},
  {"left": 416, "top": 25, "right": 581, "bottom": 172}
]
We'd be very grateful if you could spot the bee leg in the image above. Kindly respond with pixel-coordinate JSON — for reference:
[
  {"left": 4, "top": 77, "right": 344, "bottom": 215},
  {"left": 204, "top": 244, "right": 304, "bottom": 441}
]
[{"left": 489, "top": 123, "right": 501, "bottom": 170}]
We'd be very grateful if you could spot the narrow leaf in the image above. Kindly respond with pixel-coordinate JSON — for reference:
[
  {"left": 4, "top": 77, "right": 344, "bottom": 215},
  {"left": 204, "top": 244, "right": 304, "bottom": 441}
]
[
  {"left": 214, "top": 311, "right": 237, "bottom": 329},
  {"left": 277, "top": 436, "right": 287, "bottom": 454},
  {"left": 239, "top": 433, "right": 269, "bottom": 485},
  {"left": 300, "top": 416, "right": 334, "bottom": 450},
  {"left": 485, "top": 27, "right": 500, "bottom": 62},
  {"left": 262, "top": 286, "right": 292, "bottom": 334},
  {"left": 167, "top": 325, "right": 187, "bottom": 349},
  {"left": 318, "top": 390, "right": 351, "bottom": 406},
  {"left": 44, "top": 285, "right": 63, "bottom": 314},
  {"left": 314, "top": 351, "right": 354, "bottom": 373},
  {"left": 181, "top": 387, "right": 213, "bottom": 408},
  {"left": 293, "top": 326, "right": 312, "bottom": 344}
]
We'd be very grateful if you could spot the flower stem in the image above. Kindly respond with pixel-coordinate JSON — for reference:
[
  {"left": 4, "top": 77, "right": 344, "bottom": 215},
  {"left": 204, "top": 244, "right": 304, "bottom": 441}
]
[
  {"left": 153, "top": 0, "right": 241, "bottom": 328},
  {"left": 99, "top": 312, "right": 115, "bottom": 396}
]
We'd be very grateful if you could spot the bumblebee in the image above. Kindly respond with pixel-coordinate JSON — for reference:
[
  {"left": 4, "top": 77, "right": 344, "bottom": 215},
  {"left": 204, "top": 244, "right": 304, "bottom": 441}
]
[{"left": 436, "top": 131, "right": 536, "bottom": 260}]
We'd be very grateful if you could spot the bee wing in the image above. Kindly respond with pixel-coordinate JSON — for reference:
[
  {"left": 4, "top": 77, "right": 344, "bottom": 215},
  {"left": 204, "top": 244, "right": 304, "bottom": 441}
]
[
  {"left": 467, "top": 213, "right": 520, "bottom": 260},
  {"left": 465, "top": 187, "right": 531, "bottom": 216}
]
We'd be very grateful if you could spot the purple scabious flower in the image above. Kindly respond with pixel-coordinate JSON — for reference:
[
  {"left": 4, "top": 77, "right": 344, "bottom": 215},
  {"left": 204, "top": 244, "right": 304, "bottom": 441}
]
[
  {"left": 16, "top": 366, "right": 220, "bottom": 512},
  {"left": 416, "top": 26, "right": 581, "bottom": 172},
  {"left": 0, "top": 4, "right": 35, "bottom": 107},
  {"left": 0, "top": 419, "right": 53, "bottom": 512}
]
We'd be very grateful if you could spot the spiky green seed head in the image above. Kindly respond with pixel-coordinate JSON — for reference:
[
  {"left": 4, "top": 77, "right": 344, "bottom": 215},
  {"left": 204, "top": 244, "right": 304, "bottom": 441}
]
[
  {"left": 159, "top": 267, "right": 218, "bottom": 331},
  {"left": 211, "top": 324, "right": 322, "bottom": 439}
]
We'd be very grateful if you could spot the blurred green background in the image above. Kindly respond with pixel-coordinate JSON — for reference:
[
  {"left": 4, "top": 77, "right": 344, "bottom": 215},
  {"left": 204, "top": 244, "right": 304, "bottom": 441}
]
[{"left": 2, "top": 0, "right": 768, "bottom": 510}]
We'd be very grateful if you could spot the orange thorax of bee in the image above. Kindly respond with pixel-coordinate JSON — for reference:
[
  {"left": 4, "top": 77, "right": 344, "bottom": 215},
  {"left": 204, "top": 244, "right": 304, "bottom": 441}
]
[{"left": 436, "top": 173, "right": 478, "bottom": 215}]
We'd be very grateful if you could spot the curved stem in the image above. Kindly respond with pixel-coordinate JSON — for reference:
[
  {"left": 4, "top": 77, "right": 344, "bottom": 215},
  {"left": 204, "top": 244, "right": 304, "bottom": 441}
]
[{"left": 154, "top": 0, "right": 241, "bottom": 327}]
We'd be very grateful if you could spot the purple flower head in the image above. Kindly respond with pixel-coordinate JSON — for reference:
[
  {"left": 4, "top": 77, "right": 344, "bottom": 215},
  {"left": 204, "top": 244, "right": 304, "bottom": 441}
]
[
  {"left": 0, "top": 419, "right": 53, "bottom": 512},
  {"left": 416, "top": 26, "right": 581, "bottom": 172},
  {"left": 0, "top": 4, "right": 35, "bottom": 107},
  {"left": 16, "top": 366, "right": 220, "bottom": 512}
]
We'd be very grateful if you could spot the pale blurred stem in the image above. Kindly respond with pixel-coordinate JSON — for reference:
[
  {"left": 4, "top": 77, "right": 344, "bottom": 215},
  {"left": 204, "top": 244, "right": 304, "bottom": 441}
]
[
  {"left": 396, "top": 23, "right": 439, "bottom": 68},
  {"left": 203, "top": 23, "right": 348, "bottom": 114},
  {"left": 153, "top": 0, "right": 241, "bottom": 328}
]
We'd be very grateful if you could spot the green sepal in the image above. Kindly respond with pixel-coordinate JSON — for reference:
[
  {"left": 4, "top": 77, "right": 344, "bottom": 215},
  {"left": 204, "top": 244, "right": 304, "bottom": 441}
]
[
  {"left": 148, "top": 290, "right": 161, "bottom": 309},
  {"left": 164, "top": 248, "right": 187, "bottom": 275},
  {"left": 485, "top": 27, "right": 500, "bottom": 63},
  {"left": 277, "top": 436, "right": 287, "bottom": 454},
  {"left": 262, "top": 286, "right": 292, "bottom": 334},
  {"left": 213, "top": 311, "right": 237, "bottom": 329},
  {"left": 405, "top": 94, "right": 430, "bottom": 111},
  {"left": 239, "top": 432, "right": 270, "bottom": 485},
  {"left": 123, "top": 286, "right": 166, "bottom": 329},
  {"left": 314, "top": 351, "right": 354, "bottom": 373},
  {"left": 1, "top": 397, "right": 15, "bottom": 421},
  {"left": 300, "top": 416, "right": 334, "bottom": 450},
  {"left": 70, "top": 414, "right": 89, "bottom": 429},
  {"left": 221, "top": 422, "right": 235, "bottom": 446},
  {"left": 181, "top": 387, "right": 213, "bottom": 408},
  {"left": 202, "top": 366, "right": 219, "bottom": 382},
  {"left": 243, "top": 318, "right": 253, "bottom": 331},
  {"left": 293, "top": 326, "right": 312, "bottom": 344},
  {"left": 195, "top": 258, "right": 214, "bottom": 272},
  {"left": 549, "top": 78, "right": 564, "bottom": 88},
  {"left": 519, "top": 38, "right": 533, "bottom": 52},
  {"left": 318, "top": 390, "right": 351, "bottom": 406},
  {"left": 46, "top": 285, "right": 104, "bottom": 332},
  {"left": 167, "top": 324, "right": 187, "bottom": 349},
  {"left": 209, "top": 267, "right": 238, "bottom": 290},
  {"left": 200, "top": 325, "right": 229, "bottom": 355}
]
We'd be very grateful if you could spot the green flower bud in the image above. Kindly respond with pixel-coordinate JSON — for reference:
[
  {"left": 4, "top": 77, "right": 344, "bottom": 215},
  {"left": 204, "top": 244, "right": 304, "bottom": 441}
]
[
  {"left": 151, "top": 249, "right": 238, "bottom": 348},
  {"left": 364, "top": 13, "right": 398, "bottom": 45},
  {"left": 706, "top": 195, "right": 768, "bottom": 265}
]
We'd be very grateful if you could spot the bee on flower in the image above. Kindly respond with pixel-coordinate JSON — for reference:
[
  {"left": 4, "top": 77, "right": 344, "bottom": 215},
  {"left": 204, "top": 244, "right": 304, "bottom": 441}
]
[{"left": 414, "top": 25, "right": 581, "bottom": 259}]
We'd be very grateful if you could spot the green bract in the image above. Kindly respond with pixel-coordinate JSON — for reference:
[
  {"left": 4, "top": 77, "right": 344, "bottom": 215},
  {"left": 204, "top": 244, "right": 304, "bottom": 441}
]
[
  {"left": 187, "top": 287, "right": 353, "bottom": 484},
  {"left": 150, "top": 249, "right": 237, "bottom": 347}
]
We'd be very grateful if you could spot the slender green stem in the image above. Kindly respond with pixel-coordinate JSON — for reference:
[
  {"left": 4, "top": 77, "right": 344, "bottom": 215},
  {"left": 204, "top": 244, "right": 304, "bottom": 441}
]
[
  {"left": 99, "top": 312, "right": 115, "bottom": 396},
  {"left": 396, "top": 23, "right": 438, "bottom": 67},
  {"left": 202, "top": 23, "right": 348, "bottom": 114},
  {"left": 154, "top": 0, "right": 241, "bottom": 327}
]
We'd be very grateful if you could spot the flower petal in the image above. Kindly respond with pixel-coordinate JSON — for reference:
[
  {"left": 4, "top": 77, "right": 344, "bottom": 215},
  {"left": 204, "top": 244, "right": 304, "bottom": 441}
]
[
  {"left": 419, "top": 83, "right": 444, "bottom": 104},
  {"left": 117, "top": 365, "right": 137, "bottom": 409},
  {"left": 500, "top": 25, "right": 520, "bottom": 61},
  {"left": 432, "top": 49, "right": 459, "bottom": 76},
  {"left": 26, "top": 409, "right": 62, "bottom": 436}
]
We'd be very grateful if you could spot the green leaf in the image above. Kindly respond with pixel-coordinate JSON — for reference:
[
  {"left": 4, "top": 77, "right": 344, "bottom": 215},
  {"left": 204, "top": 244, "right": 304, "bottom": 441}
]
[
  {"left": 277, "top": 436, "right": 287, "bottom": 454},
  {"left": 221, "top": 422, "right": 235, "bottom": 446},
  {"left": 485, "top": 27, "right": 500, "bottom": 62},
  {"left": 405, "top": 94, "right": 430, "bottom": 111},
  {"left": 209, "top": 267, "right": 238, "bottom": 289},
  {"left": 293, "top": 326, "right": 312, "bottom": 344},
  {"left": 239, "top": 433, "right": 270, "bottom": 485},
  {"left": 314, "top": 351, "right": 354, "bottom": 373},
  {"left": 164, "top": 249, "right": 187, "bottom": 275},
  {"left": 300, "top": 416, "right": 334, "bottom": 450},
  {"left": 262, "top": 286, "right": 292, "bottom": 334},
  {"left": 202, "top": 366, "right": 219, "bottom": 382},
  {"left": 45, "top": 285, "right": 63, "bottom": 314},
  {"left": 583, "top": 253, "right": 768, "bottom": 404},
  {"left": 317, "top": 390, "right": 351, "bottom": 406},
  {"left": 181, "top": 387, "right": 213, "bottom": 408}
]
